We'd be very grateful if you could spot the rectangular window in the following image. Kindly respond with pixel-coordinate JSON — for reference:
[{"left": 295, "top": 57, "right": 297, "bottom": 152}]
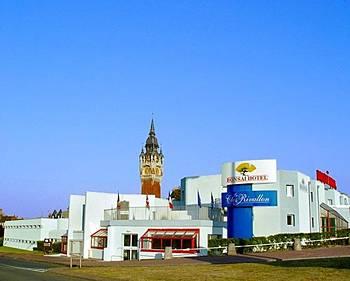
[
  {"left": 131, "top": 250, "right": 138, "bottom": 260},
  {"left": 286, "top": 185, "right": 294, "bottom": 198},
  {"left": 312, "top": 217, "right": 314, "bottom": 228},
  {"left": 310, "top": 192, "right": 314, "bottom": 202},
  {"left": 90, "top": 229, "right": 108, "bottom": 249},
  {"left": 328, "top": 199, "right": 333, "bottom": 205},
  {"left": 123, "top": 250, "right": 131, "bottom": 260},
  {"left": 287, "top": 214, "right": 295, "bottom": 226},
  {"left": 124, "top": 234, "right": 131, "bottom": 246},
  {"left": 91, "top": 237, "right": 107, "bottom": 249},
  {"left": 132, "top": 234, "right": 138, "bottom": 247}
]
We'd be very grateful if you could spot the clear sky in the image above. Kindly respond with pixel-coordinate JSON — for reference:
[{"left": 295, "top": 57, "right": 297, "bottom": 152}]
[{"left": 0, "top": 1, "right": 349, "bottom": 218}]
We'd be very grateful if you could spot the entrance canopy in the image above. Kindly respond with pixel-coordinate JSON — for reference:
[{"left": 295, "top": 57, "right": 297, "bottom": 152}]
[
  {"left": 140, "top": 228, "right": 199, "bottom": 253},
  {"left": 141, "top": 229, "right": 198, "bottom": 239}
]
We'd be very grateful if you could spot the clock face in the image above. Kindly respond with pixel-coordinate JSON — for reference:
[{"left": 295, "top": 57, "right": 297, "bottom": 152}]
[{"left": 141, "top": 164, "right": 162, "bottom": 177}]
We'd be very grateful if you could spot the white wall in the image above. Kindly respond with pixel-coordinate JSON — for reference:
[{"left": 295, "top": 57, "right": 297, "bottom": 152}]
[
  {"left": 252, "top": 181, "right": 280, "bottom": 237},
  {"left": 102, "top": 220, "right": 225, "bottom": 261},
  {"left": 67, "top": 194, "right": 86, "bottom": 255},
  {"left": 78, "top": 192, "right": 173, "bottom": 258},
  {"left": 182, "top": 175, "right": 222, "bottom": 206}
]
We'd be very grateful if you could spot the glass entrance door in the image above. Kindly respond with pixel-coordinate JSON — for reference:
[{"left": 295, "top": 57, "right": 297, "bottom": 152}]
[{"left": 123, "top": 234, "right": 138, "bottom": 260}]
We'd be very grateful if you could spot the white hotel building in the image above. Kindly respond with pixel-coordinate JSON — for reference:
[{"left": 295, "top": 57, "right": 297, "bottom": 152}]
[
  {"left": 180, "top": 166, "right": 350, "bottom": 237},
  {"left": 62, "top": 161, "right": 349, "bottom": 261}
]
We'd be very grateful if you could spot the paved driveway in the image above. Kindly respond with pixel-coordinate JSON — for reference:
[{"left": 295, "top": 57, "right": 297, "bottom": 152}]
[{"left": 0, "top": 256, "right": 84, "bottom": 281}]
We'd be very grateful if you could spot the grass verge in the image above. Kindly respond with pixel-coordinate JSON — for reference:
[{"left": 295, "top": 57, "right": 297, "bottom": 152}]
[
  {"left": 52, "top": 257, "right": 350, "bottom": 281},
  {"left": 0, "top": 246, "right": 43, "bottom": 255}
]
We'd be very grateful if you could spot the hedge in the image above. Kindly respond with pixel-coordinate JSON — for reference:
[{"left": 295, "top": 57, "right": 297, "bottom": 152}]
[
  {"left": 208, "top": 229, "right": 350, "bottom": 255},
  {"left": 33, "top": 241, "right": 61, "bottom": 253}
]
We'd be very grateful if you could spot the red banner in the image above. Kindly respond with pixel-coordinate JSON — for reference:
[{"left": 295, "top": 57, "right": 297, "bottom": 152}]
[{"left": 316, "top": 170, "right": 337, "bottom": 189}]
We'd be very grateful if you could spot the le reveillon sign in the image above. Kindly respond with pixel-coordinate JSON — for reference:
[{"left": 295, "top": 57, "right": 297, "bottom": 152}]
[
  {"left": 221, "top": 191, "right": 278, "bottom": 207},
  {"left": 221, "top": 159, "right": 277, "bottom": 186}
]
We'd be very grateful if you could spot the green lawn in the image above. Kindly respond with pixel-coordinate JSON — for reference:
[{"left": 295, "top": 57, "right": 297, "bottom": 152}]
[
  {"left": 0, "top": 246, "right": 43, "bottom": 255},
  {"left": 52, "top": 257, "right": 350, "bottom": 281}
]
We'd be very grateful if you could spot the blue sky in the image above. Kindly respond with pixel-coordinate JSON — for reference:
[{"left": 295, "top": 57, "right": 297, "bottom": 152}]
[{"left": 0, "top": 1, "right": 349, "bottom": 218}]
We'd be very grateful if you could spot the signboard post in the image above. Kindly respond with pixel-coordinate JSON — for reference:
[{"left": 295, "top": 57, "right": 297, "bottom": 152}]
[{"left": 69, "top": 240, "right": 83, "bottom": 269}]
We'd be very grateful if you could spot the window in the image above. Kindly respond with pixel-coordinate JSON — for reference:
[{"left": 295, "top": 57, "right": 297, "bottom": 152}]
[
  {"left": 310, "top": 192, "right": 314, "bottom": 203},
  {"left": 328, "top": 199, "right": 333, "bottom": 205},
  {"left": 287, "top": 214, "right": 295, "bottom": 226},
  {"left": 320, "top": 203, "right": 348, "bottom": 233},
  {"left": 286, "top": 185, "right": 294, "bottom": 197},
  {"left": 124, "top": 234, "right": 130, "bottom": 246},
  {"left": 91, "top": 229, "right": 108, "bottom": 249},
  {"left": 312, "top": 217, "right": 314, "bottom": 228}
]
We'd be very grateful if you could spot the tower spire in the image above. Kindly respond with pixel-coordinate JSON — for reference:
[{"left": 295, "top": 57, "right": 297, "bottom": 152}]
[{"left": 150, "top": 118, "right": 155, "bottom": 136}]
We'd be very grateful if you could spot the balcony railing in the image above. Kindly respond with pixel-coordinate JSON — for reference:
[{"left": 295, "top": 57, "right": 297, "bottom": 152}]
[{"left": 104, "top": 206, "right": 224, "bottom": 222}]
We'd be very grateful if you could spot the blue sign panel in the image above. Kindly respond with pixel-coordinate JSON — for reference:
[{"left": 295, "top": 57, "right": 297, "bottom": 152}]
[{"left": 222, "top": 190, "right": 277, "bottom": 208}]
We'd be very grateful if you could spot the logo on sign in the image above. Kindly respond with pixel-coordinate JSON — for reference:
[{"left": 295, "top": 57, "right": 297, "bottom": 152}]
[{"left": 236, "top": 162, "right": 256, "bottom": 175}]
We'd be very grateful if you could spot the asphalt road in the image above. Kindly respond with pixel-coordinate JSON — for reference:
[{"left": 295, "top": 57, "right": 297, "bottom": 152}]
[{"left": 0, "top": 256, "right": 84, "bottom": 281}]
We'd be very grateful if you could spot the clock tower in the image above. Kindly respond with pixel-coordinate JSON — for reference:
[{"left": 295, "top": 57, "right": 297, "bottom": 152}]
[{"left": 139, "top": 119, "right": 164, "bottom": 198}]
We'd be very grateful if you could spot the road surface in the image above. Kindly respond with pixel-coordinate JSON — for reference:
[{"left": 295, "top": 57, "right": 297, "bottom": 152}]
[{"left": 0, "top": 256, "right": 84, "bottom": 281}]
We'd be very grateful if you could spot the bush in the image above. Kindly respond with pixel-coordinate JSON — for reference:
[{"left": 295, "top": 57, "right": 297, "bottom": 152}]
[
  {"left": 33, "top": 241, "right": 61, "bottom": 253},
  {"left": 208, "top": 229, "right": 350, "bottom": 255},
  {"left": 35, "top": 241, "right": 45, "bottom": 252},
  {"left": 52, "top": 242, "right": 61, "bottom": 253},
  {"left": 0, "top": 237, "right": 3, "bottom": 247}
]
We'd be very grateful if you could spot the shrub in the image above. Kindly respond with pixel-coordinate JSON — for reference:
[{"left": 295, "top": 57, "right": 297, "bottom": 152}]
[
  {"left": 35, "top": 241, "right": 45, "bottom": 252},
  {"left": 207, "top": 229, "right": 350, "bottom": 256},
  {"left": 52, "top": 242, "right": 61, "bottom": 253},
  {"left": 0, "top": 237, "right": 3, "bottom": 247}
]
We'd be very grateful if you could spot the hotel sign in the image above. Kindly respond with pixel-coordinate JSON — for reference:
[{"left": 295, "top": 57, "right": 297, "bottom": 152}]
[
  {"left": 222, "top": 191, "right": 278, "bottom": 207},
  {"left": 221, "top": 159, "right": 277, "bottom": 186}
]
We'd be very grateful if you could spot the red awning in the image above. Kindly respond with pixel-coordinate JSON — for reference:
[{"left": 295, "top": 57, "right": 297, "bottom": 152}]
[
  {"left": 91, "top": 228, "right": 108, "bottom": 238},
  {"left": 141, "top": 228, "right": 198, "bottom": 240}
]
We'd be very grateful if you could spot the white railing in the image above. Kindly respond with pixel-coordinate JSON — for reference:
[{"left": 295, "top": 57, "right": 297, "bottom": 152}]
[{"left": 104, "top": 206, "right": 224, "bottom": 222}]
